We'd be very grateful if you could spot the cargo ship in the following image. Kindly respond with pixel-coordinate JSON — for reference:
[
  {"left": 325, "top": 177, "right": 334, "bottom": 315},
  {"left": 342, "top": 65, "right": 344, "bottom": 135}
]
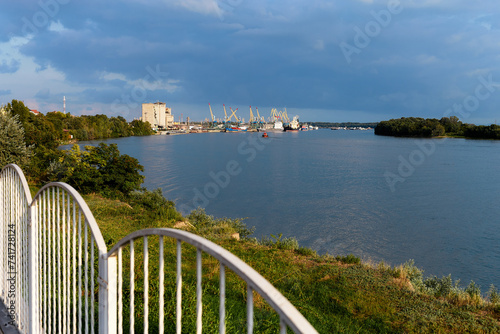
[
  {"left": 225, "top": 126, "right": 248, "bottom": 132},
  {"left": 284, "top": 116, "right": 300, "bottom": 132},
  {"left": 258, "top": 120, "right": 283, "bottom": 132}
]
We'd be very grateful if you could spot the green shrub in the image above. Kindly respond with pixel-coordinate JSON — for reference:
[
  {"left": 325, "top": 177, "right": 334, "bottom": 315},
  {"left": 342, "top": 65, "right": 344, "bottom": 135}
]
[
  {"left": 187, "top": 208, "right": 255, "bottom": 239},
  {"left": 295, "top": 246, "right": 317, "bottom": 257},
  {"left": 488, "top": 285, "right": 500, "bottom": 305},
  {"left": 49, "top": 143, "right": 144, "bottom": 196},
  {"left": 315, "top": 253, "right": 336, "bottom": 263},
  {"left": 401, "top": 260, "right": 424, "bottom": 291},
  {"left": 335, "top": 254, "right": 361, "bottom": 265},
  {"left": 423, "top": 275, "right": 455, "bottom": 298},
  {"left": 465, "top": 281, "right": 481, "bottom": 298},
  {"left": 260, "top": 233, "right": 299, "bottom": 250},
  {"left": 129, "top": 188, "right": 183, "bottom": 223}
]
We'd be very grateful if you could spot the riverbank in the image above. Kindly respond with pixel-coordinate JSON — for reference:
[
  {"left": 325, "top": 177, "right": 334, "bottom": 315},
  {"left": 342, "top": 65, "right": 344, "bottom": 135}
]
[{"left": 86, "top": 193, "right": 500, "bottom": 333}]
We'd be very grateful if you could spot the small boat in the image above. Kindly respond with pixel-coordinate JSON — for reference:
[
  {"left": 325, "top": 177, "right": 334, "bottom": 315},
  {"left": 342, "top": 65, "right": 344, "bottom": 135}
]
[{"left": 262, "top": 132, "right": 268, "bottom": 138}]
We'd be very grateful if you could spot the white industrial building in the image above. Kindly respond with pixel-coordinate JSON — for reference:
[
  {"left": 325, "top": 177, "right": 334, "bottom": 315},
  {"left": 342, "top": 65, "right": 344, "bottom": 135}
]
[{"left": 141, "top": 102, "right": 174, "bottom": 128}]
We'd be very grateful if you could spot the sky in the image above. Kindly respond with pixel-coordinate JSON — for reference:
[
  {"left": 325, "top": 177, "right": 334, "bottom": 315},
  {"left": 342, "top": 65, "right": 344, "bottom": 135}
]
[{"left": 1, "top": 0, "right": 500, "bottom": 124}]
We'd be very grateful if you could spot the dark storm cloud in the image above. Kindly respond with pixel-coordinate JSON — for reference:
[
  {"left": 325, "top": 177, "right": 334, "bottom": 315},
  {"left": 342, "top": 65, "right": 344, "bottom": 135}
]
[{"left": 1, "top": 0, "right": 500, "bottom": 122}]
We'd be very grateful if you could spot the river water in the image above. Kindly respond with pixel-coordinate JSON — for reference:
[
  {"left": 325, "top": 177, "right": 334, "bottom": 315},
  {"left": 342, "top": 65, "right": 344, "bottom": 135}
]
[{"left": 72, "top": 130, "right": 500, "bottom": 290}]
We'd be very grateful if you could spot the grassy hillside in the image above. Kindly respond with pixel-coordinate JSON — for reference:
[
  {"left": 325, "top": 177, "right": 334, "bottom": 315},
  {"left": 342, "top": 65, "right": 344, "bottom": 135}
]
[{"left": 86, "top": 193, "right": 500, "bottom": 333}]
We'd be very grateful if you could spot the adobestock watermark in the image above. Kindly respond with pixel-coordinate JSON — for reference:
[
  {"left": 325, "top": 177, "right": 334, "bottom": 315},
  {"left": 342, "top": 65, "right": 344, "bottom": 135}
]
[
  {"left": 18, "top": 0, "right": 70, "bottom": 37},
  {"left": 384, "top": 73, "right": 500, "bottom": 192},
  {"left": 178, "top": 134, "right": 270, "bottom": 213},
  {"left": 7, "top": 223, "right": 17, "bottom": 327},
  {"left": 111, "top": 65, "right": 169, "bottom": 116},
  {"left": 340, "top": 0, "right": 403, "bottom": 64}
]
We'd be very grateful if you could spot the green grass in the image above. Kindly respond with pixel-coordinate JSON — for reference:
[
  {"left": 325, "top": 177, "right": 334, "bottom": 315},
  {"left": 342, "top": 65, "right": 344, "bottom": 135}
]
[{"left": 85, "top": 194, "right": 500, "bottom": 333}]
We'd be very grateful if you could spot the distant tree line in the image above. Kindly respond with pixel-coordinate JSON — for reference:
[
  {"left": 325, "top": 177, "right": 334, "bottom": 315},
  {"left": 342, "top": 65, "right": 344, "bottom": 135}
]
[
  {"left": 5, "top": 100, "right": 153, "bottom": 142},
  {"left": 1, "top": 99, "right": 152, "bottom": 192},
  {"left": 375, "top": 117, "right": 447, "bottom": 137},
  {"left": 374, "top": 116, "right": 500, "bottom": 139}
]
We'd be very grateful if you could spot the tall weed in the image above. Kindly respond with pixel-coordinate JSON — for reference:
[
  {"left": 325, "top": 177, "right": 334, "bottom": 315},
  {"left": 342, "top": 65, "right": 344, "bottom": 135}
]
[
  {"left": 187, "top": 208, "right": 255, "bottom": 239},
  {"left": 260, "top": 233, "right": 299, "bottom": 250}
]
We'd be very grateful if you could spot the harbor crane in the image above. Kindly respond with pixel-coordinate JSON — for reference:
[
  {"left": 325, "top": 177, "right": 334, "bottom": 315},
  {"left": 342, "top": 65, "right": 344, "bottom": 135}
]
[
  {"left": 282, "top": 108, "right": 290, "bottom": 124},
  {"left": 223, "top": 104, "right": 229, "bottom": 124},
  {"left": 229, "top": 107, "right": 239, "bottom": 123},
  {"left": 255, "top": 107, "right": 265, "bottom": 124},
  {"left": 249, "top": 106, "right": 255, "bottom": 123},
  {"left": 270, "top": 108, "right": 278, "bottom": 122},
  {"left": 249, "top": 106, "right": 259, "bottom": 128},
  {"left": 208, "top": 103, "right": 217, "bottom": 127}
]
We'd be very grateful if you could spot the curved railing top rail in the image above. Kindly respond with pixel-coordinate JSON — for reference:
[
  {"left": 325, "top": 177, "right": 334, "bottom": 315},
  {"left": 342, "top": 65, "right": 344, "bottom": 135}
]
[
  {"left": 32, "top": 181, "right": 108, "bottom": 255},
  {"left": 106, "top": 227, "right": 318, "bottom": 334},
  {"left": 1, "top": 163, "right": 33, "bottom": 204}
]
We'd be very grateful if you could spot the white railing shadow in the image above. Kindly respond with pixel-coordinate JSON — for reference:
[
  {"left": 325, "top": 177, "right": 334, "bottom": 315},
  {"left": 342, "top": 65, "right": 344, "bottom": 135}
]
[{"left": 0, "top": 164, "right": 318, "bottom": 334}]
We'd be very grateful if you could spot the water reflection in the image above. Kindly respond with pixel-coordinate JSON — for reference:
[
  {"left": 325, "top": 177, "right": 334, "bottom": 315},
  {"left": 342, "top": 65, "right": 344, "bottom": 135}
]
[{"left": 74, "top": 130, "right": 500, "bottom": 290}]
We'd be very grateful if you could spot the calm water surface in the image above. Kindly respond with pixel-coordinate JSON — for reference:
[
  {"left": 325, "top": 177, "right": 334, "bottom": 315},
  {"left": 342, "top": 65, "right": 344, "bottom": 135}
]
[{"left": 75, "top": 130, "right": 500, "bottom": 290}]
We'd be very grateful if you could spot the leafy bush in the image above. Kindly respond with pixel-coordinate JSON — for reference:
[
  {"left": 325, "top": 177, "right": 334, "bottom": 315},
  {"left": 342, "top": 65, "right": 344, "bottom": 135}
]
[
  {"left": 295, "top": 246, "right": 317, "bottom": 257},
  {"left": 392, "top": 260, "right": 425, "bottom": 291},
  {"left": 336, "top": 254, "right": 361, "bottom": 265},
  {"left": 260, "top": 233, "right": 299, "bottom": 250},
  {"left": 187, "top": 208, "right": 254, "bottom": 239},
  {"left": 488, "top": 285, "right": 500, "bottom": 305},
  {"left": 48, "top": 143, "right": 144, "bottom": 196},
  {"left": 391, "top": 261, "right": 488, "bottom": 307},
  {"left": 128, "top": 188, "right": 183, "bottom": 223},
  {"left": 465, "top": 281, "right": 481, "bottom": 296},
  {"left": 423, "top": 275, "right": 457, "bottom": 298},
  {"left": 130, "top": 119, "right": 154, "bottom": 136}
]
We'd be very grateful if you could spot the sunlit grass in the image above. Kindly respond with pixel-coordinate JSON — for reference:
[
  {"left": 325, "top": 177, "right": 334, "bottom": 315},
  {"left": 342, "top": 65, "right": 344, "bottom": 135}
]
[{"left": 87, "top": 194, "right": 500, "bottom": 333}]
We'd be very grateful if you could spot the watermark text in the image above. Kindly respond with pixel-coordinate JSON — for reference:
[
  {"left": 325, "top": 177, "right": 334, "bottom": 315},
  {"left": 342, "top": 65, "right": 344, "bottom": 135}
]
[{"left": 7, "top": 223, "right": 17, "bottom": 326}]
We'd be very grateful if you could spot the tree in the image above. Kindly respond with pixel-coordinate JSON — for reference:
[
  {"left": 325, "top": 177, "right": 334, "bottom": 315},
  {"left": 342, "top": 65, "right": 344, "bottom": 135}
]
[
  {"left": 440, "top": 116, "right": 462, "bottom": 134},
  {"left": 0, "top": 111, "right": 32, "bottom": 168},
  {"left": 87, "top": 143, "right": 144, "bottom": 195},
  {"left": 7, "top": 99, "right": 31, "bottom": 124},
  {"left": 49, "top": 143, "right": 144, "bottom": 196},
  {"left": 130, "top": 119, "right": 154, "bottom": 136},
  {"left": 110, "top": 116, "right": 132, "bottom": 137}
]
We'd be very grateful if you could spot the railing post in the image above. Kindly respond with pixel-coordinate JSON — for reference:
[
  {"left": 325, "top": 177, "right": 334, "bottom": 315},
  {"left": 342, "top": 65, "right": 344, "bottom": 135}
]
[
  {"left": 29, "top": 203, "right": 39, "bottom": 334},
  {"left": 99, "top": 253, "right": 117, "bottom": 334}
]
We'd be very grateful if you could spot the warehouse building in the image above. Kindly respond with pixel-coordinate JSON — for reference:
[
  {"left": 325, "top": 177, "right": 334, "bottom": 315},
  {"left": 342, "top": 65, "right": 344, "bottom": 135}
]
[{"left": 141, "top": 102, "right": 174, "bottom": 129}]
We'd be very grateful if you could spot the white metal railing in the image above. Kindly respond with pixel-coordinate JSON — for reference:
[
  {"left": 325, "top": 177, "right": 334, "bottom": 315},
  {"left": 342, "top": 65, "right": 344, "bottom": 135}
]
[
  {"left": 105, "top": 228, "right": 318, "bottom": 334},
  {"left": 31, "top": 182, "right": 111, "bottom": 334},
  {"left": 0, "top": 164, "right": 32, "bottom": 333},
  {"left": 0, "top": 164, "right": 318, "bottom": 334}
]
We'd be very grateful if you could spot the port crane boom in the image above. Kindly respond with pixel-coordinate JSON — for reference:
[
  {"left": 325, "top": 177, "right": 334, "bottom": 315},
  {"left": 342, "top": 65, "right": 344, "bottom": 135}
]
[
  {"left": 208, "top": 103, "right": 216, "bottom": 124},
  {"left": 223, "top": 104, "right": 228, "bottom": 124},
  {"left": 249, "top": 106, "right": 255, "bottom": 123},
  {"left": 229, "top": 107, "right": 239, "bottom": 122}
]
